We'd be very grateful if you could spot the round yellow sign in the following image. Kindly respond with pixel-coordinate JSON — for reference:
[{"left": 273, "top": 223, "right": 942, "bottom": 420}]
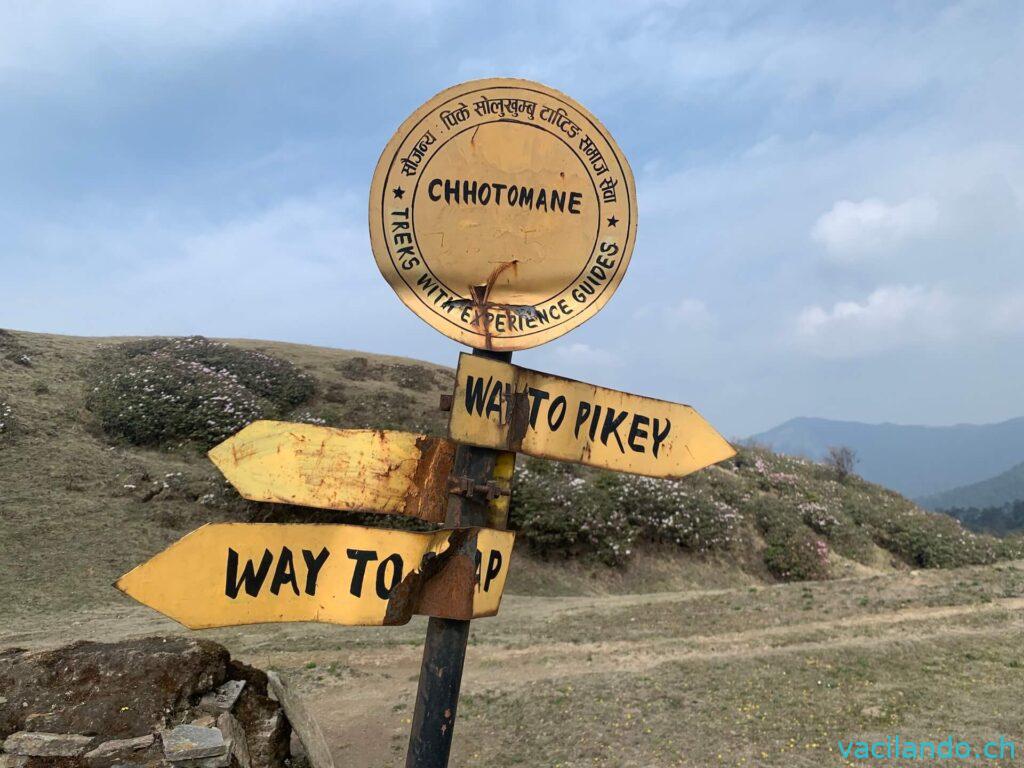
[{"left": 369, "top": 78, "right": 637, "bottom": 351}]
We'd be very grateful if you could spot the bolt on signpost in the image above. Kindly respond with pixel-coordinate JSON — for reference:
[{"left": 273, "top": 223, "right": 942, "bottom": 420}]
[{"left": 117, "top": 77, "right": 734, "bottom": 768}]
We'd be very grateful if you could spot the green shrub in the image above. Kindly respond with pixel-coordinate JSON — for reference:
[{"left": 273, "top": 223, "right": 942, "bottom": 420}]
[
  {"left": 616, "top": 474, "right": 741, "bottom": 552},
  {"left": 0, "top": 400, "right": 13, "bottom": 442},
  {"left": 763, "top": 527, "right": 831, "bottom": 581},
  {"left": 114, "top": 336, "right": 313, "bottom": 409},
  {"left": 88, "top": 352, "right": 266, "bottom": 448},
  {"left": 86, "top": 336, "right": 314, "bottom": 449},
  {"left": 512, "top": 460, "right": 636, "bottom": 566}
]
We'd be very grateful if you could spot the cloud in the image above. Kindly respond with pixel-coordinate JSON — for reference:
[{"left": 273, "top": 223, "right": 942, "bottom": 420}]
[
  {"left": 811, "top": 197, "right": 939, "bottom": 259},
  {"left": 553, "top": 342, "right": 621, "bottom": 368},
  {"left": 634, "top": 298, "right": 714, "bottom": 330},
  {"left": 990, "top": 292, "right": 1024, "bottom": 335},
  {"left": 795, "top": 284, "right": 955, "bottom": 357}
]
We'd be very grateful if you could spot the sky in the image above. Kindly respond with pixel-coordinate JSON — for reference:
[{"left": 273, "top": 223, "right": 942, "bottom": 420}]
[{"left": 2, "top": 1, "right": 1022, "bottom": 437}]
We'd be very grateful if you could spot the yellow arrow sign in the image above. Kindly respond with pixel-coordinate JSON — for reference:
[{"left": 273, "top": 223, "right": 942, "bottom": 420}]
[
  {"left": 116, "top": 523, "right": 515, "bottom": 629},
  {"left": 448, "top": 353, "right": 734, "bottom": 479},
  {"left": 209, "top": 422, "right": 455, "bottom": 523}
]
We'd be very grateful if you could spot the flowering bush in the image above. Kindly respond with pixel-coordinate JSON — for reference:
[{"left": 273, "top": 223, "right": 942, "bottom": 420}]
[
  {"left": 616, "top": 474, "right": 741, "bottom": 552},
  {"left": 87, "top": 337, "right": 313, "bottom": 449},
  {"left": 512, "top": 460, "right": 637, "bottom": 566},
  {"left": 764, "top": 528, "right": 831, "bottom": 581},
  {"left": 88, "top": 353, "right": 265, "bottom": 447},
  {"left": 115, "top": 336, "right": 313, "bottom": 409},
  {"left": 0, "top": 401, "right": 13, "bottom": 439},
  {"left": 510, "top": 459, "right": 740, "bottom": 566}
]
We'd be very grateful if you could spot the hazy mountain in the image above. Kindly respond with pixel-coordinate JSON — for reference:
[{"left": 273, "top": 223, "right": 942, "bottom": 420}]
[
  {"left": 918, "top": 461, "right": 1024, "bottom": 511},
  {"left": 748, "top": 416, "right": 1024, "bottom": 499}
]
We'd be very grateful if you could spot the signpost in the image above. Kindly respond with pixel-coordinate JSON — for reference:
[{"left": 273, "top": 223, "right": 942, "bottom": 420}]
[
  {"left": 210, "top": 421, "right": 456, "bottom": 522},
  {"left": 118, "top": 76, "right": 734, "bottom": 768},
  {"left": 116, "top": 523, "right": 513, "bottom": 628},
  {"left": 368, "top": 78, "right": 637, "bottom": 351},
  {"left": 448, "top": 353, "right": 734, "bottom": 478}
]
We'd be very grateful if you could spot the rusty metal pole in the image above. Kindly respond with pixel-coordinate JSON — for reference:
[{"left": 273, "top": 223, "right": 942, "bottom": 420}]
[{"left": 404, "top": 347, "right": 512, "bottom": 768}]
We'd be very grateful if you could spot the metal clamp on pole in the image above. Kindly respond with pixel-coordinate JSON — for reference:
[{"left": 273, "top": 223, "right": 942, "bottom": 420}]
[{"left": 447, "top": 475, "right": 511, "bottom": 501}]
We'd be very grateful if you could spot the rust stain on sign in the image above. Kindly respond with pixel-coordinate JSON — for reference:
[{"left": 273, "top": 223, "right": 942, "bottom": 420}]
[
  {"left": 209, "top": 421, "right": 455, "bottom": 523},
  {"left": 448, "top": 353, "right": 735, "bottom": 479},
  {"left": 116, "top": 523, "right": 514, "bottom": 629}
]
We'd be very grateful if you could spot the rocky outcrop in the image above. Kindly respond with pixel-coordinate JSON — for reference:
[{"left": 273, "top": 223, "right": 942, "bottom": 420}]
[{"left": 0, "top": 638, "right": 294, "bottom": 768}]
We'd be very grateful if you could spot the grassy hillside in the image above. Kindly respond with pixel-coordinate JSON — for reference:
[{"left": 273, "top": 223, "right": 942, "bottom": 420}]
[
  {"left": 919, "top": 460, "right": 1024, "bottom": 512},
  {"left": 2, "top": 329, "right": 1020, "bottom": 621}
]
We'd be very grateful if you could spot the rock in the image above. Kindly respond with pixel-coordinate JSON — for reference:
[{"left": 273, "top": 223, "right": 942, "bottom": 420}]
[
  {"left": 199, "top": 681, "right": 246, "bottom": 715},
  {"left": 232, "top": 685, "right": 289, "bottom": 768},
  {"left": 0, "top": 638, "right": 229, "bottom": 739},
  {"left": 189, "top": 715, "right": 216, "bottom": 729},
  {"left": 84, "top": 734, "right": 155, "bottom": 768},
  {"left": 217, "top": 713, "right": 251, "bottom": 768},
  {"left": 266, "top": 674, "right": 333, "bottom": 768},
  {"left": 0, "top": 756, "right": 29, "bottom": 768},
  {"left": 3, "top": 731, "right": 94, "bottom": 757},
  {"left": 160, "top": 725, "right": 227, "bottom": 762}
]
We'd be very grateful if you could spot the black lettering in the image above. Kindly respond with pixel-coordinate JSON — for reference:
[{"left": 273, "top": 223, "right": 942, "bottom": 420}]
[
  {"left": 485, "top": 379, "right": 504, "bottom": 418},
  {"left": 484, "top": 550, "right": 503, "bottom": 591},
  {"left": 347, "top": 549, "right": 378, "bottom": 597},
  {"left": 574, "top": 401, "right": 592, "bottom": 438},
  {"left": 376, "top": 554, "right": 404, "bottom": 599},
  {"left": 428, "top": 179, "right": 442, "bottom": 201},
  {"left": 270, "top": 547, "right": 300, "bottom": 596},
  {"left": 550, "top": 189, "right": 566, "bottom": 212},
  {"left": 568, "top": 191, "right": 582, "bottom": 214},
  {"left": 226, "top": 548, "right": 273, "bottom": 599},
  {"left": 302, "top": 547, "right": 331, "bottom": 595},
  {"left": 652, "top": 418, "right": 671, "bottom": 458},
  {"left": 465, "top": 375, "right": 491, "bottom": 416},
  {"left": 547, "top": 395, "right": 567, "bottom": 431},
  {"left": 627, "top": 415, "right": 649, "bottom": 454},
  {"left": 600, "top": 408, "right": 629, "bottom": 453},
  {"left": 444, "top": 178, "right": 460, "bottom": 204},
  {"left": 528, "top": 387, "right": 549, "bottom": 428},
  {"left": 589, "top": 404, "right": 602, "bottom": 441}
]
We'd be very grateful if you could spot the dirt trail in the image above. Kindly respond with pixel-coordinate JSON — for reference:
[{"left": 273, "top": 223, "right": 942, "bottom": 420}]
[{"left": 5, "top": 564, "right": 1023, "bottom": 768}]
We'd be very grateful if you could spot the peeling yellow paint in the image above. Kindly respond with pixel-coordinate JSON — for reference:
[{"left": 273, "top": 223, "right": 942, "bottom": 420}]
[{"left": 209, "top": 421, "right": 454, "bottom": 523}]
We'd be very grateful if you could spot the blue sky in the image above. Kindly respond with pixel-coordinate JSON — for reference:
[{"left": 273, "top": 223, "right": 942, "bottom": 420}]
[{"left": 2, "top": 1, "right": 1023, "bottom": 436}]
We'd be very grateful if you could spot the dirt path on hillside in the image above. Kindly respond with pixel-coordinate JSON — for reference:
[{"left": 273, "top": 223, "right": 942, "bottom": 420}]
[{"left": 5, "top": 564, "right": 1024, "bottom": 768}]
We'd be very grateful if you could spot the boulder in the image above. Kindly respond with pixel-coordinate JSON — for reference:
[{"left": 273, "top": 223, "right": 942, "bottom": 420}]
[
  {"left": 0, "top": 638, "right": 228, "bottom": 739},
  {"left": 0, "top": 638, "right": 291, "bottom": 768}
]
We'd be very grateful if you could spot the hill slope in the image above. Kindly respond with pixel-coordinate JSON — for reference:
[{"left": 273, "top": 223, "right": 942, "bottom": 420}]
[
  {"left": 1, "top": 329, "right": 1020, "bottom": 621},
  {"left": 749, "top": 415, "right": 1024, "bottom": 498},
  {"left": 918, "top": 460, "right": 1024, "bottom": 511}
]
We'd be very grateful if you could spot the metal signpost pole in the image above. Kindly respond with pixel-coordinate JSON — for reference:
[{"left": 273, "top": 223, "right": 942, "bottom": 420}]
[{"left": 405, "top": 347, "right": 512, "bottom": 768}]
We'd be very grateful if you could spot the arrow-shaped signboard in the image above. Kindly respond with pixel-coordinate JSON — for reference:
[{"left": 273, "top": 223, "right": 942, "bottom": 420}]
[
  {"left": 209, "top": 422, "right": 455, "bottom": 523},
  {"left": 116, "top": 523, "right": 514, "bottom": 629},
  {"left": 448, "top": 353, "right": 734, "bottom": 479}
]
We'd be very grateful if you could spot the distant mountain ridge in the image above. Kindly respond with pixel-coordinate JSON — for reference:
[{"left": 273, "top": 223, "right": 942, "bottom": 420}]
[
  {"left": 748, "top": 416, "right": 1024, "bottom": 499},
  {"left": 918, "top": 461, "right": 1024, "bottom": 511}
]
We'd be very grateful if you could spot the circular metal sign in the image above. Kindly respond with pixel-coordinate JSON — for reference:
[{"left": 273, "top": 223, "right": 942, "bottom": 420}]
[{"left": 369, "top": 78, "right": 637, "bottom": 351}]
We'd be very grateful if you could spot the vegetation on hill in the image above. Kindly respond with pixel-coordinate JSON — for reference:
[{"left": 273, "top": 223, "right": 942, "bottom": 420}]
[
  {"left": 2, "top": 329, "right": 1022, "bottom": 623},
  {"left": 919, "top": 461, "right": 1024, "bottom": 513},
  {"left": 86, "top": 336, "right": 315, "bottom": 447},
  {"left": 945, "top": 500, "right": 1024, "bottom": 536}
]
